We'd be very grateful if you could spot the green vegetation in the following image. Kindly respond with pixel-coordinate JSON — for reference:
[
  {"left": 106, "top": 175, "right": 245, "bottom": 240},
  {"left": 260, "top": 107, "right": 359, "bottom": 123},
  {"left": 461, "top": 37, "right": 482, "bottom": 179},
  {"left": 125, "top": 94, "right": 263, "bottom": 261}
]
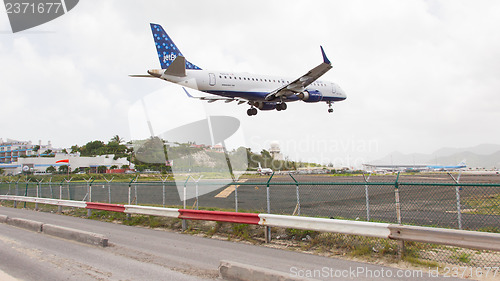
[
  {"left": 464, "top": 193, "right": 500, "bottom": 215},
  {"left": 451, "top": 252, "right": 472, "bottom": 264},
  {"left": 71, "top": 135, "right": 131, "bottom": 161}
]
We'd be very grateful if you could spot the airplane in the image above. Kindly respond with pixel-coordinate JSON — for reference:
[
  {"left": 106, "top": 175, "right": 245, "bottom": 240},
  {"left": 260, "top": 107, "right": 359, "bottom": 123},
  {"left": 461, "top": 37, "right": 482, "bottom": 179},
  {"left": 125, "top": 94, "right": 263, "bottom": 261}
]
[
  {"left": 364, "top": 160, "right": 467, "bottom": 172},
  {"left": 257, "top": 162, "right": 273, "bottom": 175},
  {"left": 427, "top": 160, "right": 467, "bottom": 171},
  {"left": 131, "top": 23, "right": 347, "bottom": 116}
]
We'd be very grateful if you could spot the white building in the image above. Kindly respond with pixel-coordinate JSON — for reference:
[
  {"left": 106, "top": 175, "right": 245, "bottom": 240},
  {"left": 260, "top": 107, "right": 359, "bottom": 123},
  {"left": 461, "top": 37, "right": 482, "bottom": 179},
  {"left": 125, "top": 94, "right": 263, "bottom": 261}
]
[
  {"left": 269, "top": 141, "right": 284, "bottom": 161},
  {"left": 0, "top": 154, "right": 132, "bottom": 175}
]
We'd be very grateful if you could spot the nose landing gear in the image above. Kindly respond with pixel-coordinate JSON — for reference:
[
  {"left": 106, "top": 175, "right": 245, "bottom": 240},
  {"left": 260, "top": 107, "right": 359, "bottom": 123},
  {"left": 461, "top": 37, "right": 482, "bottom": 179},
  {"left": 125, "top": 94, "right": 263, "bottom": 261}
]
[{"left": 327, "top": 101, "right": 334, "bottom": 113}]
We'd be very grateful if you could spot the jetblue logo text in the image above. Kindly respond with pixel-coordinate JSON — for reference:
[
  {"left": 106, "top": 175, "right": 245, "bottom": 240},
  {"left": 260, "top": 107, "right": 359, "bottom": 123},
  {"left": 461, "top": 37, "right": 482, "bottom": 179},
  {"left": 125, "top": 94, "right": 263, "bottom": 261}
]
[{"left": 163, "top": 53, "right": 177, "bottom": 63}]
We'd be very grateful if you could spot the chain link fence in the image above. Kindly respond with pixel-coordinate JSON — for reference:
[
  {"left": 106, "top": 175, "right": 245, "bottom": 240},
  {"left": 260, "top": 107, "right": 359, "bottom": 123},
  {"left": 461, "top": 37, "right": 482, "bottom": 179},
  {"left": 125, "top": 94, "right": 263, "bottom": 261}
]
[{"left": 1, "top": 174, "right": 499, "bottom": 268}]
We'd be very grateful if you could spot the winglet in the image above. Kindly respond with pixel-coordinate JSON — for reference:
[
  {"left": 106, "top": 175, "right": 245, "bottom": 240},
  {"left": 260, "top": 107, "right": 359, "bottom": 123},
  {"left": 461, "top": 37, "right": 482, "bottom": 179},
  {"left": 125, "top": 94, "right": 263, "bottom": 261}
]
[
  {"left": 182, "top": 87, "right": 194, "bottom": 98},
  {"left": 320, "top": 46, "right": 331, "bottom": 65}
]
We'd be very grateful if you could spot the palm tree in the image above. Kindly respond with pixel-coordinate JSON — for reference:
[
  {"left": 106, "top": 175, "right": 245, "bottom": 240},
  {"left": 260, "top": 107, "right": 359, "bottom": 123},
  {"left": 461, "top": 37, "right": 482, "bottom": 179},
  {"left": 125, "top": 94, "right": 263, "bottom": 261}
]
[{"left": 110, "top": 135, "right": 124, "bottom": 144}]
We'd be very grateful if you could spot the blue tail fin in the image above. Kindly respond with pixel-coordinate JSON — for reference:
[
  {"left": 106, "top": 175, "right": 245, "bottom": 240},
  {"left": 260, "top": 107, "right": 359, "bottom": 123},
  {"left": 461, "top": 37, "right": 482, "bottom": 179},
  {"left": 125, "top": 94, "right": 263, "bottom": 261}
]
[{"left": 150, "top": 23, "right": 202, "bottom": 70}]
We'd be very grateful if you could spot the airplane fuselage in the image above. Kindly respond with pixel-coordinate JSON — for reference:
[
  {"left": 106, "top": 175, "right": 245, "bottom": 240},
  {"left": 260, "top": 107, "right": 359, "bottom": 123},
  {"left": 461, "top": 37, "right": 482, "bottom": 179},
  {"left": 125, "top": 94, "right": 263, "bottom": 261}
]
[{"left": 149, "top": 69, "right": 346, "bottom": 104}]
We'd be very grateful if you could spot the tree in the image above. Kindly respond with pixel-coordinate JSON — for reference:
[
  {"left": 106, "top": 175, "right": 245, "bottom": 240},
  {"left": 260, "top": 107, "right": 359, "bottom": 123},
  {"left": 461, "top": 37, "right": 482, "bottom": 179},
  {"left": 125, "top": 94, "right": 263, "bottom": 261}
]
[
  {"left": 70, "top": 145, "right": 80, "bottom": 153},
  {"left": 46, "top": 166, "right": 56, "bottom": 173},
  {"left": 33, "top": 145, "right": 40, "bottom": 153},
  {"left": 61, "top": 149, "right": 68, "bottom": 154},
  {"left": 97, "top": 166, "right": 107, "bottom": 174},
  {"left": 110, "top": 165, "right": 118, "bottom": 170},
  {"left": 58, "top": 165, "right": 68, "bottom": 174},
  {"left": 0, "top": 168, "right": 4, "bottom": 175},
  {"left": 110, "top": 135, "right": 124, "bottom": 144}
]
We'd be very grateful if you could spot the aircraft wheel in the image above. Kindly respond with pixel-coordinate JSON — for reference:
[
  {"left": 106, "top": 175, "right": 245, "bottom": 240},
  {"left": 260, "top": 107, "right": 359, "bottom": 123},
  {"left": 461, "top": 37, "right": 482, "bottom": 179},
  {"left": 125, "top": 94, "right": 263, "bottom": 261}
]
[
  {"left": 247, "top": 109, "right": 253, "bottom": 116},
  {"left": 281, "top": 103, "right": 287, "bottom": 110},
  {"left": 252, "top": 108, "right": 258, "bottom": 115},
  {"left": 328, "top": 108, "right": 333, "bottom": 113}
]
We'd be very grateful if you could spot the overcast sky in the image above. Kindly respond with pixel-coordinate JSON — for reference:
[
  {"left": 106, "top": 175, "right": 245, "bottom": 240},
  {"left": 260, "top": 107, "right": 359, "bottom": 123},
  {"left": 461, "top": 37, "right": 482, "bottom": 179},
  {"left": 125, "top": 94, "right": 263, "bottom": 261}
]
[{"left": 1, "top": 0, "right": 499, "bottom": 168}]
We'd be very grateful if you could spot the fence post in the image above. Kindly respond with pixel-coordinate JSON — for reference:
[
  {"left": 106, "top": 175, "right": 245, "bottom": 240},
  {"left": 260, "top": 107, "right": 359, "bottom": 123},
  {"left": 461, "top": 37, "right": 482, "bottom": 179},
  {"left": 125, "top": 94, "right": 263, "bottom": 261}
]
[
  {"left": 14, "top": 180, "right": 19, "bottom": 208},
  {"left": 104, "top": 176, "right": 114, "bottom": 204},
  {"left": 134, "top": 181, "right": 138, "bottom": 205},
  {"left": 234, "top": 181, "right": 238, "bottom": 213},
  {"left": 84, "top": 177, "right": 94, "bottom": 217},
  {"left": 289, "top": 173, "right": 301, "bottom": 216},
  {"left": 35, "top": 179, "right": 43, "bottom": 211},
  {"left": 265, "top": 172, "right": 275, "bottom": 243},
  {"left": 49, "top": 177, "right": 53, "bottom": 199},
  {"left": 58, "top": 180, "right": 64, "bottom": 213},
  {"left": 193, "top": 176, "right": 203, "bottom": 210},
  {"left": 182, "top": 176, "right": 191, "bottom": 231},
  {"left": 394, "top": 172, "right": 404, "bottom": 259},
  {"left": 448, "top": 172, "right": 463, "bottom": 230},
  {"left": 24, "top": 179, "right": 30, "bottom": 208},
  {"left": 363, "top": 173, "right": 372, "bottom": 221},
  {"left": 127, "top": 176, "right": 137, "bottom": 220},
  {"left": 160, "top": 177, "right": 168, "bottom": 207}
]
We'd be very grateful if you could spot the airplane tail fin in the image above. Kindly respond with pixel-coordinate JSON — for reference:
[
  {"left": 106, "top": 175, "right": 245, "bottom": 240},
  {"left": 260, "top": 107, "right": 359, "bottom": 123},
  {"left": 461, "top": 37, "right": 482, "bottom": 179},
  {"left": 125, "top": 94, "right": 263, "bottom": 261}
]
[
  {"left": 258, "top": 162, "right": 262, "bottom": 169},
  {"left": 150, "top": 23, "right": 202, "bottom": 70},
  {"left": 459, "top": 159, "right": 467, "bottom": 167}
]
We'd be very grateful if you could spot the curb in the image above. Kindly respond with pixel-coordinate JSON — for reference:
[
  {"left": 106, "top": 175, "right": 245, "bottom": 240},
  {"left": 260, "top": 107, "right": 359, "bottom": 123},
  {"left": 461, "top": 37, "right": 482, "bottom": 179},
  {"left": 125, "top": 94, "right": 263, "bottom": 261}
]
[
  {"left": 6, "top": 217, "right": 43, "bottom": 232},
  {"left": 0, "top": 215, "right": 108, "bottom": 247},
  {"left": 219, "top": 260, "right": 319, "bottom": 281},
  {"left": 43, "top": 224, "right": 108, "bottom": 247}
]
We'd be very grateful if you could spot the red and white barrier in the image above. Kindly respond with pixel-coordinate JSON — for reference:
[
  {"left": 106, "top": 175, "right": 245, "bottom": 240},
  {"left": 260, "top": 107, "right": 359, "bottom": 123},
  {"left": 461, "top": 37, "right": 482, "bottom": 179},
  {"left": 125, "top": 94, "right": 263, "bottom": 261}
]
[{"left": 2, "top": 195, "right": 500, "bottom": 251}]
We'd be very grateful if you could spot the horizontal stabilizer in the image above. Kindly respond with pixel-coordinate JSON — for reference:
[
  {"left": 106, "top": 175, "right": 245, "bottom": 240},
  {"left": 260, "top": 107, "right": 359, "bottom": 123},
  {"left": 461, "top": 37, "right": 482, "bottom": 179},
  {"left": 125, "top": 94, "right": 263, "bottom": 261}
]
[{"left": 129, "top": 74, "right": 156, "bottom": 78}]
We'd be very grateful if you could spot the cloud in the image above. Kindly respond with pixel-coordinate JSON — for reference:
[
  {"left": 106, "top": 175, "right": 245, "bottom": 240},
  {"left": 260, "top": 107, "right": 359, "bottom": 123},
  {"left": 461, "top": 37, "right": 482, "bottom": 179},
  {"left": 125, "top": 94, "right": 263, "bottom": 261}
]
[{"left": 1, "top": 0, "right": 500, "bottom": 167}]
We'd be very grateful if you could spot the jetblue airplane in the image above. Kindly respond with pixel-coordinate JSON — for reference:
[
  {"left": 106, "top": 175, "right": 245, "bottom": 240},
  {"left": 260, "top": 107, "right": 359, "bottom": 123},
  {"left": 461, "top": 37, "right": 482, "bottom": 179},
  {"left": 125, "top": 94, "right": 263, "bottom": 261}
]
[{"left": 132, "top": 23, "right": 347, "bottom": 116}]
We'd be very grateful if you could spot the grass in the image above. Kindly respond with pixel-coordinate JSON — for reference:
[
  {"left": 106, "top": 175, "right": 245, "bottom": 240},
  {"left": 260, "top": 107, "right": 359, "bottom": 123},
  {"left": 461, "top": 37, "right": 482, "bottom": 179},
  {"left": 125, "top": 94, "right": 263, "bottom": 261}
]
[
  {"left": 464, "top": 193, "right": 500, "bottom": 215},
  {"left": 451, "top": 252, "right": 472, "bottom": 264}
]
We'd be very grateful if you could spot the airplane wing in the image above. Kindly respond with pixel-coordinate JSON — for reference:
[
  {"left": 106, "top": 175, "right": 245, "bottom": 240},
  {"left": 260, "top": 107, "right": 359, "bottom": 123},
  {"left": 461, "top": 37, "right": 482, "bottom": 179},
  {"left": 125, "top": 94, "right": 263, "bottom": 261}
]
[
  {"left": 265, "top": 46, "right": 332, "bottom": 101},
  {"left": 182, "top": 88, "right": 246, "bottom": 104}
]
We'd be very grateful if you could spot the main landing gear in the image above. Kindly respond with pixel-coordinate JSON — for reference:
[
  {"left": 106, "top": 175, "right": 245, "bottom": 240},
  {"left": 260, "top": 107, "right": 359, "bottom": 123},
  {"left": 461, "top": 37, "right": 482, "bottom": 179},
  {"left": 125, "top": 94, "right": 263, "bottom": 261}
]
[
  {"left": 327, "top": 101, "right": 334, "bottom": 113},
  {"left": 247, "top": 107, "right": 258, "bottom": 116},
  {"left": 276, "top": 102, "right": 287, "bottom": 111}
]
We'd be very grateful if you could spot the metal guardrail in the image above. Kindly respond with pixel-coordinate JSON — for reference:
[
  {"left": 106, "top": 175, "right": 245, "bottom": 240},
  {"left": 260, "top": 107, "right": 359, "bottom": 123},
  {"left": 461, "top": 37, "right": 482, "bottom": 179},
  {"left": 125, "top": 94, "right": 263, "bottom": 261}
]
[{"left": 1, "top": 195, "right": 500, "bottom": 253}]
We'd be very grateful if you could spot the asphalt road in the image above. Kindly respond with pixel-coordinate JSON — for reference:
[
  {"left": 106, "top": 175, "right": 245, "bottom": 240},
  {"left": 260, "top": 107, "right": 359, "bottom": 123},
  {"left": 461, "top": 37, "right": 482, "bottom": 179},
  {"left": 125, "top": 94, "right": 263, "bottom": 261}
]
[{"left": 0, "top": 206, "right": 462, "bottom": 281}]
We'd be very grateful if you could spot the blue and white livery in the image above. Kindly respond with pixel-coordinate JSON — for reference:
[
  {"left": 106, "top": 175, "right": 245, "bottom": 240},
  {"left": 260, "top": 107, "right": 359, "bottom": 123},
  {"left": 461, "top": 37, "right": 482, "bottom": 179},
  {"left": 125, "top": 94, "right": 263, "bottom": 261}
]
[{"left": 132, "top": 23, "right": 347, "bottom": 116}]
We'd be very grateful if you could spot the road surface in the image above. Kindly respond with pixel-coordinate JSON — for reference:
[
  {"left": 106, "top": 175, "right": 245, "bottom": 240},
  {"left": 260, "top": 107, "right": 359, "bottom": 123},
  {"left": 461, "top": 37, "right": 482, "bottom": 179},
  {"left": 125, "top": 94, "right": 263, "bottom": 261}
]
[{"left": 0, "top": 206, "right": 462, "bottom": 280}]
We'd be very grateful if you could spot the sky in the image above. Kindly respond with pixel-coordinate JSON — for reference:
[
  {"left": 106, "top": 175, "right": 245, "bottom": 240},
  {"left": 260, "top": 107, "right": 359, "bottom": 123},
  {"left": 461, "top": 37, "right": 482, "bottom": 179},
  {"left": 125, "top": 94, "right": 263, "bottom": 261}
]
[{"left": 1, "top": 0, "right": 500, "bottom": 168}]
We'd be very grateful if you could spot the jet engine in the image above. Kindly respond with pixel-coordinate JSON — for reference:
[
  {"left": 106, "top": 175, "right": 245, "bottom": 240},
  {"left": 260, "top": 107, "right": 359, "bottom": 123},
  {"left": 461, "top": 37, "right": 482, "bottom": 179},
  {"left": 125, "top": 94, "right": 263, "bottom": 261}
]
[{"left": 297, "top": 90, "right": 323, "bottom": 102}]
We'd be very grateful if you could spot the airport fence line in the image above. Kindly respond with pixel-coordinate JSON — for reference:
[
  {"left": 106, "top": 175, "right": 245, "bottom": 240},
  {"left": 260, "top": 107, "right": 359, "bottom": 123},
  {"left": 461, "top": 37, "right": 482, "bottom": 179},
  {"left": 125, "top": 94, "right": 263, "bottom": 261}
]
[{"left": 1, "top": 175, "right": 499, "bottom": 267}]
